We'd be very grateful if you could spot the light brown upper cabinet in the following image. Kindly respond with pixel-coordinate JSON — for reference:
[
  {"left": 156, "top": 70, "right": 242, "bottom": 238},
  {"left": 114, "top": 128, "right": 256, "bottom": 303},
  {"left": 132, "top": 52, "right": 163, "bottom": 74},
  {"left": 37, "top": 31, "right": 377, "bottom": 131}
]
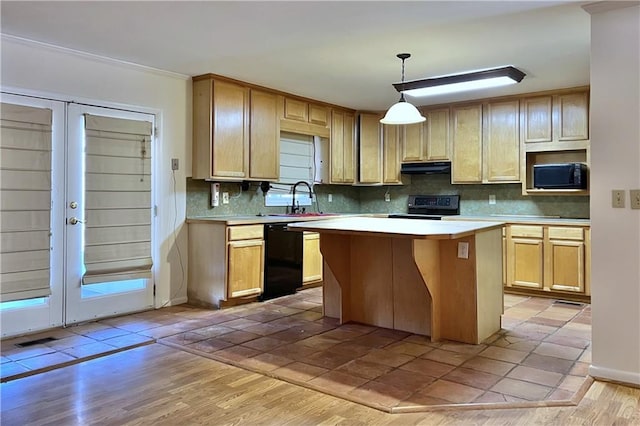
[
  {"left": 382, "top": 124, "right": 402, "bottom": 184},
  {"left": 192, "top": 76, "right": 280, "bottom": 181},
  {"left": 520, "top": 87, "right": 590, "bottom": 195},
  {"left": 402, "top": 108, "right": 450, "bottom": 163},
  {"left": 330, "top": 110, "right": 356, "bottom": 184},
  {"left": 452, "top": 101, "right": 520, "bottom": 184},
  {"left": 283, "top": 98, "right": 329, "bottom": 127},
  {"left": 451, "top": 103, "right": 483, "bottom": 183},
  {"left": 193, "top": 78, "right": 250, "bottom": 180},
  {"left": 358, "top": 112, "right": 383, "bottom": 184},
  {"left": 521, "top": 89, "right": 589, "bottom": 148},
  {"left": 249, "top": 89, "right": 281, "bottom": 180},
  {"left": 357, "top": 113, "right": 402, "bottom": 185},
  {"left": 482, "top": 99, "right": 520, "bottom": 183}
]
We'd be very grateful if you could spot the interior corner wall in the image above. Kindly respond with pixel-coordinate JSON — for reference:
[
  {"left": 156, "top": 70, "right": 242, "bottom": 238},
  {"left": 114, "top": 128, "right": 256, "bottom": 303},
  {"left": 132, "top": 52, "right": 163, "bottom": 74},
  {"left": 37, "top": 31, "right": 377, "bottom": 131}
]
[
  {"left": 588, "top": 4, "right": 640, "bottom": 385},
  {"left": 0, "top": 37, "right": 191, "bottom": 308}
]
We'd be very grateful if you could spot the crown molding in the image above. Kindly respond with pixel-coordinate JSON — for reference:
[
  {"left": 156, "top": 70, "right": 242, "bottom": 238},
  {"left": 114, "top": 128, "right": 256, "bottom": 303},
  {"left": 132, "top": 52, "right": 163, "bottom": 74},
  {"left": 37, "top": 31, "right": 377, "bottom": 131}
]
[{"left": 1, "top": 34, "right": 191, "bottom": 81}]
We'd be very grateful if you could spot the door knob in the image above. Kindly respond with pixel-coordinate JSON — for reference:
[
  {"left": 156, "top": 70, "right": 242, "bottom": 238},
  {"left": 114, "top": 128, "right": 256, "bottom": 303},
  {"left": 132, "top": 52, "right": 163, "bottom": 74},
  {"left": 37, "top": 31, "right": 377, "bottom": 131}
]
[{"left": 68, "top": 217, "right": 84, "bottom": 225}]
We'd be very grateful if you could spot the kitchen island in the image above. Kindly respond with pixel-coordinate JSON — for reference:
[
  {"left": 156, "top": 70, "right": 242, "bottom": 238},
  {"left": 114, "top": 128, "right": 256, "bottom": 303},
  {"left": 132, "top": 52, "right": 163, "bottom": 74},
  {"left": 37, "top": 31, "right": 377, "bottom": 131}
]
[{"left": 288, "top": 217, "right": 505, "bottom": 344}]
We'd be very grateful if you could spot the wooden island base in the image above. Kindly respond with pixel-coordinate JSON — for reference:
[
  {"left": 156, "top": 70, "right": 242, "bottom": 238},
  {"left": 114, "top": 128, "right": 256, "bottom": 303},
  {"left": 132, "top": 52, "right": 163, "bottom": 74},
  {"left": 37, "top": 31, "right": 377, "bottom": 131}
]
[{"left": 289, "top": 218, "right": 504, "bottom": 345}]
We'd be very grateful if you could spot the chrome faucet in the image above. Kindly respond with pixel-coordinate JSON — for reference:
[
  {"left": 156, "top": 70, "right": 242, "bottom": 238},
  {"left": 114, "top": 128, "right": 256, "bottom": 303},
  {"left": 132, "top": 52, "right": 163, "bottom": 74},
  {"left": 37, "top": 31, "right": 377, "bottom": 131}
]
[{"left": 291, "top": 181, "right": 312, "bottom": 214}]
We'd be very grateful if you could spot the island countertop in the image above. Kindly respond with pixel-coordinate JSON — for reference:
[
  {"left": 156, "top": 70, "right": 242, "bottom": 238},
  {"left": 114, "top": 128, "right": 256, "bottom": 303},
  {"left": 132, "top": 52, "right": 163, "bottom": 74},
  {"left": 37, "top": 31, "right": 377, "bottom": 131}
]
[{"left": 287, "top": 216, "right": 504, "bottom": 240}]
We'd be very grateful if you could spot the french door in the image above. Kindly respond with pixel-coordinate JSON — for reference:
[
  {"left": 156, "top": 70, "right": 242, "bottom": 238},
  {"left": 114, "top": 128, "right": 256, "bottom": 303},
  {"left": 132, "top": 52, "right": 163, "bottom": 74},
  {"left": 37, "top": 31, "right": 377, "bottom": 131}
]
[{"left": 0, "top": 93, "right": 155, "bottom": 337}]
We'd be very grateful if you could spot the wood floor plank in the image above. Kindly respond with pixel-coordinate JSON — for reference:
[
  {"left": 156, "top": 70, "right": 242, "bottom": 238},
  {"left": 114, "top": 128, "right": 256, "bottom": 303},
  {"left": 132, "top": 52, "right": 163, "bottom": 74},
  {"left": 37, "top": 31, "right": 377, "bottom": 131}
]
[{"left": 1, "top": 343, "right": 640, "bottom": 426}]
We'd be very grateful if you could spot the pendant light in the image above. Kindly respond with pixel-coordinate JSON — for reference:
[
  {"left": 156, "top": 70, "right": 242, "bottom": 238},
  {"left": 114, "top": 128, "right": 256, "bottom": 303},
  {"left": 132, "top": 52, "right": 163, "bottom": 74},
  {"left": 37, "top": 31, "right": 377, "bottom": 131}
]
[{"left": 380, "top": 53, "right": 426, "bottom": 125}]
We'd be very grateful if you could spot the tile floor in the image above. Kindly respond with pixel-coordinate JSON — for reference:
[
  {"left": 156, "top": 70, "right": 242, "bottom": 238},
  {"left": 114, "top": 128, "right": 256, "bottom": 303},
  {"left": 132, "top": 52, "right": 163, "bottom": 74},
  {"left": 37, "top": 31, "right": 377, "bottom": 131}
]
[{"left": 0, "top": 287, "right": 592, "bottom": 413}]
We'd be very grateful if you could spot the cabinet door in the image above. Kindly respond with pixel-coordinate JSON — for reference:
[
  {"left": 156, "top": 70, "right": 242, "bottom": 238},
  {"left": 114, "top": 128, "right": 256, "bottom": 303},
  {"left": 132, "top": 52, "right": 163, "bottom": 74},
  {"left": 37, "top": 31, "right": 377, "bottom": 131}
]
[
  {"left": 483, "top": 100, "right": 520, "bottom": 182},
  {"left": 546, "top": 226, "right": 586, "bottom": 293},
  {"left": 358, "top": 112, "right": 382, "bottom": 184},
  {"left": 547, "top": 240, "right": 585, "bottom": 293},
  {"left": 284, "top": 98, "right": 308, "bottom": 122},
  {"left": 227, "top": 239, "right": 264, "bottom": 298},
  {"left": 308, "top": 104, "right": 329, "bottom": 127},
  {"left": 330, "top": 110, "right": 355, "bottom": 184},
  {"left": 555, "top": 92, "right": 589, "bottom": 141},
  {"left": 343, "top": 113, "right": 356, "bottom": 183},
  {"left": 330, "top": 110, "right": 345, "bottom": 183},
  {"left": 521, "top": 96, "right": 552, "bottom": 144},
  {"left": 383, "top": 124, "right": 402, "bottom": 184},
  {"left": 425, "top": 108, "right": 450, "bottom": 161},
  {"left": 451, "top": 104, "right": 483, "bottom": 183},
  {"left": 212, "top": 80, "right": 249, "bottom": 178},
  {"left": 302, "top": 232, "right": 323, "bottom": 284},
  {"left": 508, "top": 225, "right": 544, "bottom": 289},
  {"left": 508, "top": 238, "right": 544, "bottom": 289},
  {"left": 250, "top": 90, "right": 280, "bottom": 180},
  {"left": 401, "top": 122, "right": 426, "bottom": 162}
]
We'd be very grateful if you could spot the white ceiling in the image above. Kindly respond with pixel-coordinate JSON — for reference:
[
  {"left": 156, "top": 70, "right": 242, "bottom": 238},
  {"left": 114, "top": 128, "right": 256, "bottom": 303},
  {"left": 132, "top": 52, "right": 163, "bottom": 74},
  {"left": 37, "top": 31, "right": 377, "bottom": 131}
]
[{"left": 0, "top": 1, "right": 591, "bottom": 110}]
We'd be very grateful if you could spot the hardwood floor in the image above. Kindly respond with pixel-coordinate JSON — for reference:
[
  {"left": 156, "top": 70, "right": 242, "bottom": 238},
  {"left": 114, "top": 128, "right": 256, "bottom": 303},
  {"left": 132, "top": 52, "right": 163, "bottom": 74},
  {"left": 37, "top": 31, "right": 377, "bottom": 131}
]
[{"left": 1, "top": 343, "right": 639, "bottom": 425}]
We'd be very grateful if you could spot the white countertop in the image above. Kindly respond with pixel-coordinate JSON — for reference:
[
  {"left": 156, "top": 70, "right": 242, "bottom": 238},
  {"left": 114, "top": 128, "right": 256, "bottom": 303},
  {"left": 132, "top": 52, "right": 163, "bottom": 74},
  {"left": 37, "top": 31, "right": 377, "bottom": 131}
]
[
  {"left": 186, "top": 214, "right": 343, "bottom": 225},
  {"left": 287, "top": 217, "right": 504, "bottom": 239},
  {"left": 443, "top": 215, "right": 590, "bottom": 226}
]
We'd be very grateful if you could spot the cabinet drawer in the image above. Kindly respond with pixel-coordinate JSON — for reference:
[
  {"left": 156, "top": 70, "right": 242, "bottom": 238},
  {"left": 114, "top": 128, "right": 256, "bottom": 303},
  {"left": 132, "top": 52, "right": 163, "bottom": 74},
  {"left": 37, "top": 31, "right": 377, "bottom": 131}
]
[
  {"left": 228, "top": 224, "right": 264, "bottom": 241},
  {"left": 510, "top": 225, "right": 543, "bottom": 238},
  {"left": 548, "top": 226, "right": 584, "bottom": 241}
]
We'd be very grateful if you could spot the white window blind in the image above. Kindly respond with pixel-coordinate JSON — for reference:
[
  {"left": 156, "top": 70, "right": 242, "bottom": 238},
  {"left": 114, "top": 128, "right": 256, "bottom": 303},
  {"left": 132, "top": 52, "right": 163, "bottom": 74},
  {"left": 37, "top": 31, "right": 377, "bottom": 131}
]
[
  {"left": 82, "top": 114, "right": 153, "bottom": 285},
  {"left": 0, "top": 103, "right": 53, "bottom": 302},
  {"left": 279, "top": 132, "right": 314, "bottom": 184}
]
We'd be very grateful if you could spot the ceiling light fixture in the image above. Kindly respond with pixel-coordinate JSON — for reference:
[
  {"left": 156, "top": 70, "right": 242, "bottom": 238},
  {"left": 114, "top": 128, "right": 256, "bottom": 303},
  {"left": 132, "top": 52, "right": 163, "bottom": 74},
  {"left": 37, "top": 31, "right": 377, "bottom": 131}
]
[
  {"left": 380, "top": 53, "right": 426, "bottom": 125},
  {"left": 395, "top": 66, "right": 526, "bottom": 98}
]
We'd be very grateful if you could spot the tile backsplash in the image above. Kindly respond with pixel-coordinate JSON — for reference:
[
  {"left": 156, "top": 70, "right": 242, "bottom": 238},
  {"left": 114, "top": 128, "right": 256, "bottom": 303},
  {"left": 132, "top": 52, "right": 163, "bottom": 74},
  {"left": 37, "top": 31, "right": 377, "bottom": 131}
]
[{"left": 186, "top": 174, "right": 589, "bottom": 219}]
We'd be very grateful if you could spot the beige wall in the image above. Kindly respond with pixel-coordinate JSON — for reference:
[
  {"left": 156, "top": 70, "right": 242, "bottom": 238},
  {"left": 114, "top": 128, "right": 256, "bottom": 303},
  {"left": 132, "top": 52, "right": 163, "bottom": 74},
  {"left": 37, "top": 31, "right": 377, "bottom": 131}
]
[
  {"left": 587, "top": 2, "right": 640, "bottom": 385},
  {"left": 1, "top": 36, "right": 191, "bottom": 307}
]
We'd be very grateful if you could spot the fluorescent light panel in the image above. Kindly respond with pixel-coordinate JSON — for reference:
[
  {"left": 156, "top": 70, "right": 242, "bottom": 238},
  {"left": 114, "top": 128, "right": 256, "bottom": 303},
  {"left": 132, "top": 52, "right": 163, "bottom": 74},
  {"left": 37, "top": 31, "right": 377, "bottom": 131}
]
[{"left": 393, "top": 66, "right": 525, "bottom": 98}]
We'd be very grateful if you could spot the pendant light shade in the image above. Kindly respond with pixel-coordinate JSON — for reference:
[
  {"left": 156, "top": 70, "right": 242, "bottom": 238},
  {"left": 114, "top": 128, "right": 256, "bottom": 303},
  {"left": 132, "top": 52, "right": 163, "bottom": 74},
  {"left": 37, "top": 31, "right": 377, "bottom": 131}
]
[
  {"left": 380, "top": 95, "right": 426, "bottom": 125},
  {"left": 380, "top": 53, "right": 426, "bottom": 125}
]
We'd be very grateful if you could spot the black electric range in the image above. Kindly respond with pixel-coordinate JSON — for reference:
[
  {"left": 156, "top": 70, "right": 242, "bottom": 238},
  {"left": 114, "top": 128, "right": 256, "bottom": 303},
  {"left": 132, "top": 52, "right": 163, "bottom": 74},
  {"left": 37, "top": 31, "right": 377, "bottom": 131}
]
[{"left": 388, "top": 194, "right": 460, "bottom": 220}]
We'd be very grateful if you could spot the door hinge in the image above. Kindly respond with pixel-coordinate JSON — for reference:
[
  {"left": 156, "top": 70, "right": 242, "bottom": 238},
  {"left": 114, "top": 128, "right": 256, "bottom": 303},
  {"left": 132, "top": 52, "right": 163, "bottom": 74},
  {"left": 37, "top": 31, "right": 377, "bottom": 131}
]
[
  {"left": 153, "top": 284, "right": 156, "bottom": 296},
  {"left": 154, "top": 127, "right": 159, "bottom": 138},
  {"left": 154, "top": 205, "right": 158, "bottom": 217}
]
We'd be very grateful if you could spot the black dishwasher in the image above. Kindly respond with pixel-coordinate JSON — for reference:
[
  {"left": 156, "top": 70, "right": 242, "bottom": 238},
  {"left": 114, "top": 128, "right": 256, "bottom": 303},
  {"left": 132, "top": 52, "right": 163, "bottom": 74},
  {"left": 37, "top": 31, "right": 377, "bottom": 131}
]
[{"left": 261, "top": 223, "right": 303, "bottom": 301}]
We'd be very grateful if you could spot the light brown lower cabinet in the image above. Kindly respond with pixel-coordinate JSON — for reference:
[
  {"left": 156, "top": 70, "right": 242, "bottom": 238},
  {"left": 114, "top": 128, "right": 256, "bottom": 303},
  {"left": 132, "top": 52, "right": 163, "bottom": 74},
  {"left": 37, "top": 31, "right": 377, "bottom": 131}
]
[
  {"left": 505, "top": 224, "right": 590, "bottom": 301},
  {"left": 302, "top": 232, "right": 323, "bottom": 285},
  {"left": 188, "top": 223, "right": 264, "bottom": 308}
]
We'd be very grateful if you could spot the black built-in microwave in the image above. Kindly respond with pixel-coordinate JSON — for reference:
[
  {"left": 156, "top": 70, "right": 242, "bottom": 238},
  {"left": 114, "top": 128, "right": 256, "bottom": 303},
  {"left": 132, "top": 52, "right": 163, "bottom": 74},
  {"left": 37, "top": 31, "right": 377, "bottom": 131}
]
[{"left": 533, "top": 163, "right": 588, "bottom": 189}]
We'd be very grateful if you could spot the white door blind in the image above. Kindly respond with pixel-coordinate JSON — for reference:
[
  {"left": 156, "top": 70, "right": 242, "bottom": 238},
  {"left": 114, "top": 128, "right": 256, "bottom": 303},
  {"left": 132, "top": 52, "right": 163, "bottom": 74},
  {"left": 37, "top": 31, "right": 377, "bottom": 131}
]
[
  {"left": 83, "top": 114, "right": 153, "bottom": 285},
  {"left": 0, "top": 103, "right": 53, "bottom": 302}
]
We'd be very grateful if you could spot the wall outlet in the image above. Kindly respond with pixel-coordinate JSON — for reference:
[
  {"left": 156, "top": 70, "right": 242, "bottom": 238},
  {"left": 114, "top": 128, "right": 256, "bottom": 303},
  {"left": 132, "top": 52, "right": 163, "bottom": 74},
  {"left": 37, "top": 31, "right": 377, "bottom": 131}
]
[
  {"left": 612, "top": 189, "right": 625, "bottom": 208},
  {"left": 489, "top": 194, "right": 496, "bottom": 205},
  {"left": 328, "top": 194, "right": 333, "bottom": 203},
  {"left": 222, "top": 192, "right": 229, "bottom": 204},
  {"left": 171, "top": 158, "right": 179, "bottom": 170},
  {"left": 384, "top": 193, "right": 391, "bottom": 202},
  {"left": 457, "top": 242, "right": 469, "bottom": 259},
  {"left": 211, "top": 183, "right": 220, "bottom": 207},
  {"left": 630, "top": 189, "right": 640, "bottom": 209}
]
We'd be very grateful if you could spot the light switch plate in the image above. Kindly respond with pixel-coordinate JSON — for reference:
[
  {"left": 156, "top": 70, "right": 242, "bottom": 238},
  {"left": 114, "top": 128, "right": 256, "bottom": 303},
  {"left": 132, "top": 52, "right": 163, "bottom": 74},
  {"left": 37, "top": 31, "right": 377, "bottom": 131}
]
[
  {"left": 630, "top": 189, "right": 640, "bottom": 209},
  {"left": 612, "top": 190, "right": 625, "bottom": 208},
  {"left": 457, "top": 242, "right": 469, "bottom": 259}
]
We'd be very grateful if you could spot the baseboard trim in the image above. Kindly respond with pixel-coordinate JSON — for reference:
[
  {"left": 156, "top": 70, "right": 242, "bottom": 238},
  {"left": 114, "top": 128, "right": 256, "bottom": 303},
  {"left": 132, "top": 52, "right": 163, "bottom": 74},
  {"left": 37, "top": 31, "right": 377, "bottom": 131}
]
[{"left": 589, "top": 365, "right": 640, "bottom": 387}]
